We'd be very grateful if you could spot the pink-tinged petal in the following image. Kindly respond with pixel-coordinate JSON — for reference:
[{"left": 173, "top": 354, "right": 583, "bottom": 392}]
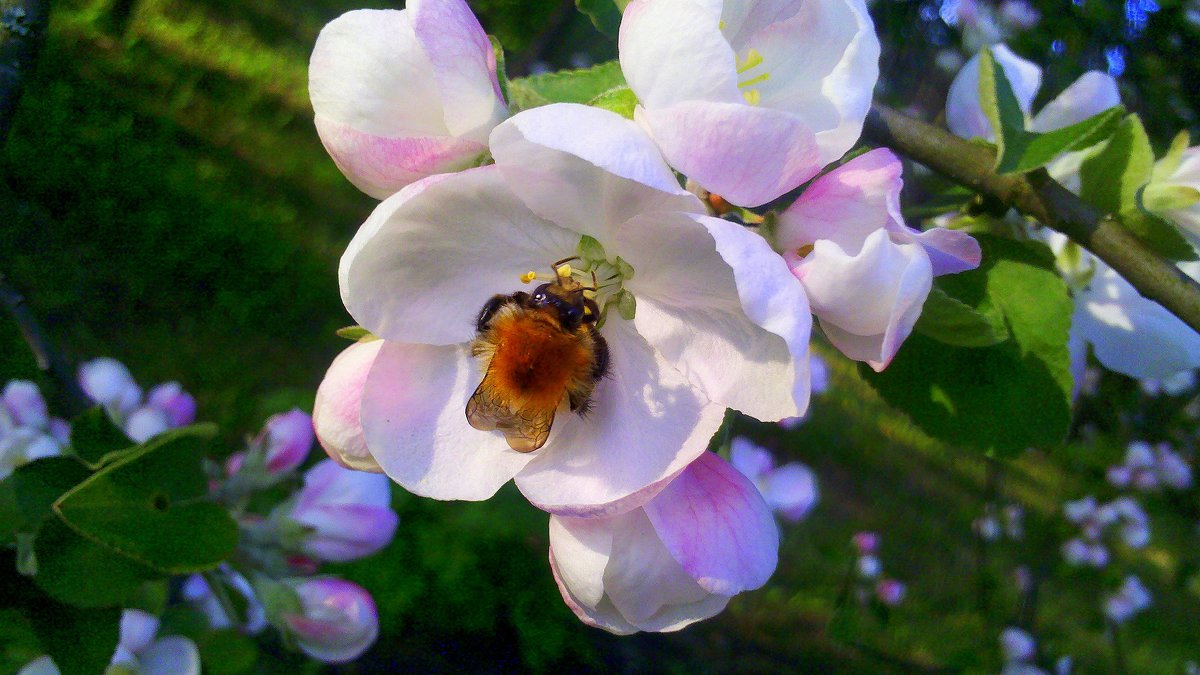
[
  {"left": 315, "top": 117, "right": 488, "bottom": 200},
  {"left": 2, "top": 381, "right": 48, "bottom": 429},
  {"left": 636, "top": 101, "right": 821, "bottom": 207},
  {"left": 1029, "top": 71, "right": 1120, "bottom": 133},
  {"left": 720, "top": 0, "right": 806, "bottom": 50},
  {"left": 360, "top": 341, "right": 534, "bottom": 501},
  {"left": 603, "top": 508, "right": 731, "bottom": 630},
  {"left": 490, "top": 104, "right": 701, "bottom": 245},
  {"left": 514, "top": 320, "right": 726, "bottom": 516},
  {"left": 1075, "top": 264, "right": 1200, "bottom": 379},
  {"left": 314, "top": 340, "right": 385, "bottom": 473},
  {"left": 264, "top": 409, "right": 314, "bottom": 474},
  {"left": 340, "top": 166, "right": 578, "bottom": 345},
  {"left": 138, "top": 637, "right": 200, "bottom": 675},
  {"left": 762, "top": 462, "right": 819, "bottom": 521},
  {"left": 644, "top": 452, "right": 778, "bottom": 594},
  {"left": 295, "top": 504, "right": 399, "bottom": 561},
  {"left": 898, "top": 226, "right": 982, "bottom": 276},
  {"left": 410, "top": 0, "right": 507, "bottom": 139},
  {"left": 118, "top": 609, "right": 160, "bottom": 656},
  {"left": 145, "top": 382, "right": 196, "bottom": 428},
  {"left": 286, "top": 578, "right": 379, "bottom": 664},
  {"left": 621, "top": 212, "right": 811, "bottom": 420},
  {"left": 619, "top": 0, "right": 741, "bottom": 109},
  {"left": 795, "top": 231, "right": 932, "bottom": 370},
  {"left": 778, "top": 147, "right": 902, "bottom": 255},
  {"left": 729, "top": 437, "right": 774, "bottom": 481},
  {"left": 309, "top": 9, "right": 445, "bottom": 138},
  {"left": 744, "top": 0, "right": 880, "bottom": 165},
  {"left": 548, "top": 515, "right": 615, "bottom": 610},
  {"left": 946, "top": 44, "right": 1042, "bottom": 140}
]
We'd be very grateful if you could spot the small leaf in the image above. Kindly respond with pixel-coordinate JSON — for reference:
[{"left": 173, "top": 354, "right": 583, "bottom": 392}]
[
  {"left": 1143, "top": 183, "right": 1200, "bottom": 212},
  {"left": 508, "top": 61, "right": 626, "bottom": 112},
  {"left": 33, "top": 516, "right": 158, "bottom": 607},
  {"left": 335, "top": 325, "right": 378, "bottom": 342},
  {"left": 575, "top": 0, "right": 622, "bottom": 38},
  {"left": 69, "top": 406, "right": 134, "bottom": 468},
  {"left": 914, "top": 286, "right": 1010, "bottom": 347},
  {"left": 54, "top": 424, "right": 238, "bottom": 574},
  {"left": 994, "top": 106, "right": 1124, "bottom": 175},
  {"left": 977, "top": 48, "right": 1026, "bottom": 153},
  {"left": 2, "top": 456, "right": 92, "bottom": 537},
  {"left": 1120, "top": 197, "right": 1197, "bottom": 261},
  {"left": 587, "top": 86, "right": 637, "bottom": 119},
  {"left": 578, "top": 234, "right": 607, "bottom": 264}
]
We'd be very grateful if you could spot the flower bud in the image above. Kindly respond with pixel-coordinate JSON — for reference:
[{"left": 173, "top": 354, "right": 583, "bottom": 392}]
[
  {"left": 124, "top": 406, "right": 170, "bottom": 443},
  {"left": 79, "top": 358, "right": 142, "bottom": 417},
  {"left": 999, "top": 626, "right": 1036, "bottom": 662},
  {"left": 852, "top": 531, "right": 878, "bottom": 555},
  {"left": 282, "top": 578, "right": 379, "bottom": 664},
  {"left": 313, "top": 340, "right": 383, "bottom": 472},
  {"left": 2, "top": 380, "right": 48, "bottom": 429},
  {"left": 875, "top": 579, "right": 906, "bottom": 606},
  {"left": 146, "top": 382, "right": 196, "bottom": 427},
  {"left": 856, "top": 555, "right": 882, "bottom": 579},
  {"left": 263, "top": 408, "right": 314, "bottom": 474},
  {"left": 289, "top": 459, "right": 398, "bottom": 562}
]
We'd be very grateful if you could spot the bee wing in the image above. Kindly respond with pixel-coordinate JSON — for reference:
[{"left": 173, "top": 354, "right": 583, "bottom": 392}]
[{"left": 466, "top": 378, "right": 555, "bottom": 453}]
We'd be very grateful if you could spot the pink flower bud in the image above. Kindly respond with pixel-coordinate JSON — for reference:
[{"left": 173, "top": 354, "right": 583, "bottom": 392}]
[
  {"left": 313, "top": 340, "right": 383, "bottom": 473},
  {"left": 283, "top": 578, "right": 379, "bottom": 664},
  {"left": 875, "top": 579, "right": 906, "bottom": 606},
  {"left": 290, "top": 459, "right": 398, "bottom": 562},
  {"left": 263, "top": 409, "right": 313, "bottom": 474},
  {"left": 146, "top": 382, "right": 196, "bottom": 427},
  {"left": 2, "top": 380, "right": 48, "bottom": 429},
  {"left": 852, "top": 532, "right": 878, "bottom": 555}
]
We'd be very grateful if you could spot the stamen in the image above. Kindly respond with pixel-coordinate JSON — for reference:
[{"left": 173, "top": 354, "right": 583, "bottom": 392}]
[
  {"left": 520, "top": 271, "right": 538, "bottom": 284},
  {"left": 736, "top": 48, "right": 763, "bottom": 74},
  {"left": 742, "top": 89, "right": 761, "bottom": 106},
  {"left": 556, "top": 263, "right": 573, "bottom": 279},
  {"left": 795, "top": 244, "right": 815, "bottom": 258},
  {"left": 738, "top": 72, "right": 770, "bottom": 88}
]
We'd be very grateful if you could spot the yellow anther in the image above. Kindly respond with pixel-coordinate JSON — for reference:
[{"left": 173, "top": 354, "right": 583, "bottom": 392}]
[
  {"left": 738, "top": 72, "right": 770, "bottom": 89},
  {"left": 742, "top": 89, "right": 761, "bottom": 106},
  {"left": 556, "top": 263, "right": 573, "bottom": 279},
  {"left": 736, "top": 48, "right": 764, "bottom": 74},
  {"left": 718, "top": 19, "right": 726, "bottom": 30},
  {"left": 520, "top": 271, "right": 538, "bottom": 284},
  {"left": 795, "top": 244, "right": 815, "bottom": 258}
]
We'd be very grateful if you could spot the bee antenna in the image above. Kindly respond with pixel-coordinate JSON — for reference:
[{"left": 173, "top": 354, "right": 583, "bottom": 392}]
[{"left": 551, "top": 255, "right": 581, "bottom": 269}]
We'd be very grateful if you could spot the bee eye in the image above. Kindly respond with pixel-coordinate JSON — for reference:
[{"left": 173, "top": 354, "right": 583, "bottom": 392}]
[{"left": 533, "top": 292, "right": 546, "bottom": 302}]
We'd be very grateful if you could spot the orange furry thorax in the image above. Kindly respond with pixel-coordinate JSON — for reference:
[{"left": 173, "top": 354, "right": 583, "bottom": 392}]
[{"left": 484, "top": 307, "right": 595, "bottom": 411}]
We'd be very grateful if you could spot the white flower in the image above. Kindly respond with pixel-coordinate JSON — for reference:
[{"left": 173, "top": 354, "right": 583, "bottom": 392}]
[
  {"left": 618, "top": 0, "right": 880, "bottom": 206},
  {"left": 0, "top": 427, "right": 62, "bottom": 481},
  {"left": 2, "top": 380, "right": 48, "bottom": 429},
  {"left": 309, "top": 0, "right": 508, "bottom": 198},
  {"left": 78, "top": 357, "right": 142, "bottom": 419},
  {"left": 1104, "top": 575, "right": 1151, "bottom": 623},
  {"left": 337, "top": 103, "right": 811, "bottom": 515},
  {"left": 21, "top": 610, "right": 200, "bottom": 675}
]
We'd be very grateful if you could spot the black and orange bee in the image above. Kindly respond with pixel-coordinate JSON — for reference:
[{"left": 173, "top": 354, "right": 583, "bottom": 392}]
[{"left": 466, "top": 259, "right": 610, "bottom": 452}]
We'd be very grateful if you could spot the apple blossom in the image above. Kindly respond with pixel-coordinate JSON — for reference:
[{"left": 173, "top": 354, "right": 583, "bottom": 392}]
[
  {"left": 281, "top": 578, "right": 379, "bottom": 663},
  {"left": 618, "top": 0, "right": 880, "bottom": 206},
  {"left": 0, "top": 427, "right": 62, "bottom": 480},
  {"left": 729, "top": 436, "right": 819, "bottom": 520},
  {"left": 78, "top": 357, "right": 142, "bottom": 418},
  {"left": 549, "top": 452, "right": 777, "bottom": 634},
  {"left": 2, "top": 380, "right": 48, "bottom": 428},
  {"left": 146, "top": 381, "right": 196, "bottom": 427},
  {"left": 338, "top": 103, "right": 811, "bottom": 515},
  {"left": 287, "top": 458, "right": 398, "bottom": 562},
  {"left": 262, "top": 408, "right": 314, "bottom": 474},
  {"left": 308, "top": 0, "right": 507, "bottom": 199},
  {"left": 1104, "top": 575, "right": 1151, "bottom": 624},
  {"left": 776, "top": 148, "right": 980, "bottom": 369},
  {"left": 313, "top": 339, "right": 384, "bottom": 472},
  {"left": 21, "top": 610, "right": 200, "bottom": 675}
]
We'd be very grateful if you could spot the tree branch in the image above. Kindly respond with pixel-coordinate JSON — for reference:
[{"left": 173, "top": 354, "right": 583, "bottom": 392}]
[
  {"left": 863, "top": 102, "right": 1200, "bottom": 335},
  {"left": 1, "top": 275, "right": 88, "bottom": 415},
  {"left": 0, "top": 0, "right": 49, "bottom": 147}
]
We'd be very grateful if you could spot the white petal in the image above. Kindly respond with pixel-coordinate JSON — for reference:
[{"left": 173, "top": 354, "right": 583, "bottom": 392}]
[
  {"left": 1029, "top": 71, "right": 1120, "bottom": 133},
  {"left": 548, "top": 515, "right": 615, "bottom": 609},
  {"left": 644, "top": 452, "right": 779, "bottom": 594},
  {"left": 946, "top": 44, "right": 1042, "bottom": 140},
  {"left": 340, "top": 166, "right": 578, "bottom": 345},
  {"left": 622, "top": 212, "right": 810, "bottom": 420},
  {"left": 618, "top": 0, "right": 742, "bottom": 109},
  {"left": 139, "top": 637, "right": 201, "bottom": 675},
  {"left": 309, "top": 10, "right": 446, "bottom": 137},
  {"left": 117, "top": 609, "right": 160, "bottom": 656},
  {"left": 360, "top": 340, "right": 534, "bottom": 501},
  {"left": 490, "top": 103, "right": 702, "bottom": 244},
  {"left": 515, "top": 320, "right": 726, "bottom": 516},
  {"left": 313, "top": 340, "right": 385, "bottom": 473}
]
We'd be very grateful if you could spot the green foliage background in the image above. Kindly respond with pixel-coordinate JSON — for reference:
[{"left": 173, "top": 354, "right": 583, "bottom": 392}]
[{"left": 2, "top": 0, "right": 1199, "bottom": 672}]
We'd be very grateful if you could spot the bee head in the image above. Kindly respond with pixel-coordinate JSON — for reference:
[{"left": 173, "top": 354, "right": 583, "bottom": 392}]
[{"left": 530, "top": 282, "right": 585, "bottom": 329}]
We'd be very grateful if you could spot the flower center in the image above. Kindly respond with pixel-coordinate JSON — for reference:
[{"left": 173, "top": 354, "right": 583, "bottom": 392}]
[
  {"left": 518, "top": 235, "right": 636, "bottom": 325},
  {"left": 736, "top": 48, "right": 769, "bottom": 106}
]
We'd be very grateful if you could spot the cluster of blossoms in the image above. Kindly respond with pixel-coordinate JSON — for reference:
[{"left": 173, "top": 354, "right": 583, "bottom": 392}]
[
  {"left": 309, "top": 0, "right": 977, "bottom": 633},
  {"left": 0, "top": 380, "right": 68, "bottom": 479},
  {"left": 1061, "top": 496, "right": 1149, "bottom": 568},
  {"left": 729, "top": 437, "right": 819, "bottom": 522},
  {"left": 974, "top": 502, "right": 1024, "bottom": 542},
  {"left": 850, "top": 532, "right": 906, "bottom": 606},
  {"left": 946, "top": 44, "right": 1200, "bottom": 382},
  {"left": 1107, "top": 441, "right": 1193, "bottom": 492},
  {"left": 1103, "top": 574, "right": 1152, "bottom": 624},
  {"left": 938, "top": 0, "right": 1040, "bottom": 57},
  {"left": 998, "top": 626, "right": 1072, "bottom": 675},
  {"left": 79, "top": 357, "right": 197, "bottom": 442},
  {"left": 21, "top": 609, "right": 200, "bottom": 675}
]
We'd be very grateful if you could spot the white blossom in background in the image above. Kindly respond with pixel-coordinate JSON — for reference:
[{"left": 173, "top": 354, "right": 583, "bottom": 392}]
[
  {"left": 549, "top": 452, "right": 778, "bottom": 634},
  {"left": 20, "top": 610, "right": 200, "bottom": 675},
  {"left": 618, "top": 0, "right": 881, "bottom": 206},
  {"left": 848, "top": 531, "right": 905, "bottom": 605},
  {"left": 1139, "top": 369, "right": 1196, "bottom": 397},
  {"left": 1104, "top": 575, "right": 1152, "bottom": 624},
  {"left": 0, "top": 380, "right": 66, "bottom": 480},
  {"left": 78, "top": 358, "right": 197, "bottom": 442},
  {"left": 1108, "top": 441, "right": 1194, "bottom": 492},
  {"left": 729, "top": 436, "right": 819, "bottom": 521},
  {"left": 1061, "top": 495, "right": 1150, "bottom": 566},
  {"left": 337, "top": 104, "right": 811, "bottom": 515},
  {"left": 308, "top": 0, "right": 508, "bottom": 198}
]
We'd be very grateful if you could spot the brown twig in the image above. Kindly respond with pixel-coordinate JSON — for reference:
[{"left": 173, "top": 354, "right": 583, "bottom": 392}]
[
  {"left": 0, "top": 275, "right": 88, "bottom": 415},
  {"left": 863, "top": 102, "right": 1200, "bottom": 335}
]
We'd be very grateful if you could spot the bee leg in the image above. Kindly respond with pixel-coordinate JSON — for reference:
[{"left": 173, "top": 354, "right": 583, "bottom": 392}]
[
  {"left": 476, "top": 292, "right": 528, "bottom": 332},
  {"left": 569, "top": 391, "right": 594, "bottom": 416},
  {"left": 590, "top": 329, "right": 610, "bottom": 381}
]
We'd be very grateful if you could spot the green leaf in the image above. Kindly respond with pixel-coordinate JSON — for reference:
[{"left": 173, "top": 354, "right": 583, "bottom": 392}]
[
  {"left": 2, "top": 456, "right": 92, "bottom": 537},
  {"left": 54, "top": 424, "right": 238, "bottom": 574},
  {"left": 860, "top": 236, "right": 1074, "bottom": 455},
  {"left": 197, "top": 629, "right": 259, "bottom": 675},
  {"left": 335, "top": 325, "right": 378, "bottom": 342},
  {"left": 587, "top": 86, "right": 637, "bottom": 119},
  {"left": 508, "top": 61, "right": 626, "bottom": 112},
  {"left": 1143, "top": 183, "right": 1200, "bottom": 212},
  {"left": 33, "top": 516, "right": 158, "bottom": 607},
  {"left": 994, "top": 106, "right": 1124, "bottom": 175},
  {"left": 69, "top": 406, "right": 134, "bottom": 468},
  {"left": 575, "top": 0, "right": 622, "bottom": 38},
  {"left": 914, "top": 286, "right": 1010, "bottom": 347},
  {"left": 28, "top": 600, "right": 120, "bottom": 674},
  {"left": 977, "top": 47, "right": 1026, "bottom": 150},
  {"left": 1080, "top": 115, "right": 1196, "bottom": 260},
  {"left": 489, "top": 35, "right": 509, "bottom": 107}
]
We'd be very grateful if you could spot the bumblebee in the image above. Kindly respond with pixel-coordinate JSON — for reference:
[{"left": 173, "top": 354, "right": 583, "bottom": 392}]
[{"left": 466, "top": 259, "right": 610, "bottom": 452}]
